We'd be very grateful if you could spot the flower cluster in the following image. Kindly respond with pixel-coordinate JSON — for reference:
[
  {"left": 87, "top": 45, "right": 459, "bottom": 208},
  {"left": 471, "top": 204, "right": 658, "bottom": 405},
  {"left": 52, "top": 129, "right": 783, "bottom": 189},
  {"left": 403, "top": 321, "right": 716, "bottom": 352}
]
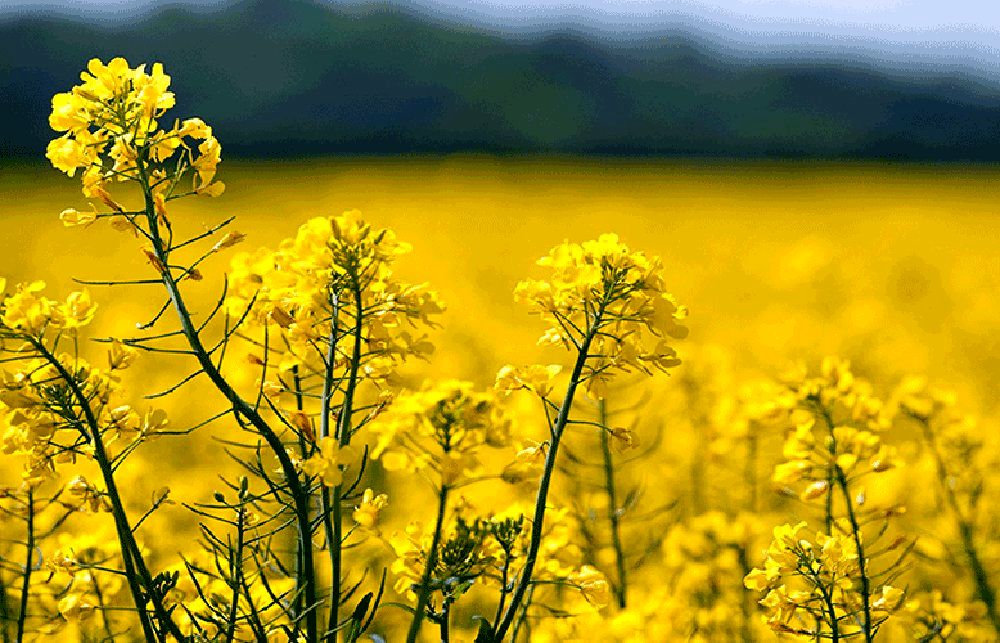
[
  {"left": 369, "top": 380, "right": 511, "bottom": 485},
  {"left": 900, "top": 591, "right": 996, "bottom": 641},
  {"left": 659, "top": 512, "right": 766, "bottom": 640},
  {"left": 773, "top": 358, "right": 899, "bottom": 502},
  {"left": 1, "top": 280, "right": 97, "bottom": 336},
  {"left": 0, "top": 282, "right": 164, "bottom": 484},
  {"left": 47, "top": 57, "right": 224, "bottom": 210},
  {"left": 513, "top": 234, "right": 687, "bottom": 397},
  {"left": 227, "top": 210, "right": 444, "bottom": 386},
  {"left": 745, "top": 521, "right": 906, "bottom": 637}
]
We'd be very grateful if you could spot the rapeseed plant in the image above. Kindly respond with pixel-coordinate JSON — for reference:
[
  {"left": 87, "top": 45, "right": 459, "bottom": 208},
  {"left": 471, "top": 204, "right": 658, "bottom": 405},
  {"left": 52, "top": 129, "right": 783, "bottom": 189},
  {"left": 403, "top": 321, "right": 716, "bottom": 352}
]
[{"left": 0, "top": 55, "right": 994, "bottom": 643}]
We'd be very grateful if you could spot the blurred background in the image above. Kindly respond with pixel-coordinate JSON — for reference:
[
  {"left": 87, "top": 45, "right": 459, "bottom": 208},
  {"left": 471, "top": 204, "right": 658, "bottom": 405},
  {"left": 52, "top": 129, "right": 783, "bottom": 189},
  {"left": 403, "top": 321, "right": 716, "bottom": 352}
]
[
  {"left": 4, "top": 0, "right": 1000, "bottom": 160},
  {"left": 2, "top": 0, "right": 999, "bottom": 409}
]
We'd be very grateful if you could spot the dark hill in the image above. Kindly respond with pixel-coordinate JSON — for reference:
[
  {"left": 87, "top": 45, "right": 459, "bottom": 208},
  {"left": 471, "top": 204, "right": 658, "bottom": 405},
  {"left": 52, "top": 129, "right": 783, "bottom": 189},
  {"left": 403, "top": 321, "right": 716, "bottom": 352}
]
[{"left": 4, "top": 0, "right": 1000, "bottom": 160}]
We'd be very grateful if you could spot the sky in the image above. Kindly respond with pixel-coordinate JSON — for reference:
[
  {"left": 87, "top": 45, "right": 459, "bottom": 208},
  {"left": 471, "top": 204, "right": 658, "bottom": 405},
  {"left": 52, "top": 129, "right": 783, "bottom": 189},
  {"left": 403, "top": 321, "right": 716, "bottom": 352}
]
[{"left": 5, "top": 0, "right": 1000, "bottom": 48}]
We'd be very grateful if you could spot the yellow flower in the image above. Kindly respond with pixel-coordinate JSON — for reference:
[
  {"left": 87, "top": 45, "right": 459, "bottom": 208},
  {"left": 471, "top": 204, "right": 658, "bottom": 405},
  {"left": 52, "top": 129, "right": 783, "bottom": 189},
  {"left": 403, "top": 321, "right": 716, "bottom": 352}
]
[
  {"left": 46, "top": 136, "right": 91, "bottom": 176},
  {"left": 353, "top": 488, "right": 389, "bottom": 529},
  {"left": 569, "top": 565, "right": 611, "bottom": 608},
  {"left": 48, "top": 57, "right": 223, "bottom": 203},
  {"left": 59, "top": 593, "right": 98, "bottom": 623},
  {"left": 369, "top": 380, "right": 509, "bottom": 486},
  {"left": 495, "top": 363, "right": 562, "bottom": 397},
  {"left": 59, "top": 289, "right": 97, "bottom": 330},
  {"left": 1, "top": 281, "right": 55, "bottom": 333},
  {"left": 59, "top": 207, "right": 98, "bottom": 227},
  {"left": 301, "top": 437, "right": 359, "bottom": 487},
  {"left": 873, "top": 585, "right": 905, "bottom": 613},
  {"left": 514, "top": 234, "right": 686, "bottom": 398}
]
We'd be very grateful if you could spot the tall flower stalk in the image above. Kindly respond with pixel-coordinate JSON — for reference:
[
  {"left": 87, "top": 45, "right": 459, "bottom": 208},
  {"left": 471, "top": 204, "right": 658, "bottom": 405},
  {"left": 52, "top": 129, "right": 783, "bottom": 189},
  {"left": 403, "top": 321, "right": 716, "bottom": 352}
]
[{"left": 491, "top": 234, "right": 687, "bottom": 639}]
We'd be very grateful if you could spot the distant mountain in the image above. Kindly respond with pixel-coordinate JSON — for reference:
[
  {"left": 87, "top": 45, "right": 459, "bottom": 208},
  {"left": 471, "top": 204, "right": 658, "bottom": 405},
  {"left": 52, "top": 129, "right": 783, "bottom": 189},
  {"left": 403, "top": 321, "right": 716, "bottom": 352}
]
[{"left": 4, "top": 0, "right": 1000, "bottom": 160}]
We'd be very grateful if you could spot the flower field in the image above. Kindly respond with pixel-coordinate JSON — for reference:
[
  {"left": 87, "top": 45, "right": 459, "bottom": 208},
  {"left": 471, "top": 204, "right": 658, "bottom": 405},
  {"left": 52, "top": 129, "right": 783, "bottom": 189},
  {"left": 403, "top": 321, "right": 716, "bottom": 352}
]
[{"left": 0, "top": 59, "right": 998, "bottom": 642}]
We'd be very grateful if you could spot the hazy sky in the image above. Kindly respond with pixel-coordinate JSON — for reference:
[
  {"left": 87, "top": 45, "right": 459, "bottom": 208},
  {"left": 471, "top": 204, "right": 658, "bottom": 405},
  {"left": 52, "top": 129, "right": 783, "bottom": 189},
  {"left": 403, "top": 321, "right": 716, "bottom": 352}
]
[{"left": 6, "top": 0, "right": 1000, "bottom": 43}]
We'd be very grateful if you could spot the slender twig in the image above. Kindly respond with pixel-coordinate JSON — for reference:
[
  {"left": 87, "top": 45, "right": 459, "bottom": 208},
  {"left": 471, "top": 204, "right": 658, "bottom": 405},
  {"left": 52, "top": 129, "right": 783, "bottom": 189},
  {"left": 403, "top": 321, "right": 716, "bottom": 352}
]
[
  {"left": 14, "top": 490, "right": 33, "bottom": 643},
  {"left": 405, "top": 485, "right": 450, "bottom": 643},
  {"left": 494, "top": 317, "right": 599, "bottom": 640},
  {"left": 918, "top": 417, "right": 1000, "bottom": 635},
  {"left": 835, "top": 468, "right": 872, "bottom": 643},
  {"left": 136, "top": 153, "right": 318, "bottom": 642},
  {"left": 597, "top": 400, "right": 627, "bottom": 609},
  {"left": 29, "top": 336, "right": 170, "bottom": 641},
  {"left": 331, "top": 279, "right": 367, "bottom": 642}
]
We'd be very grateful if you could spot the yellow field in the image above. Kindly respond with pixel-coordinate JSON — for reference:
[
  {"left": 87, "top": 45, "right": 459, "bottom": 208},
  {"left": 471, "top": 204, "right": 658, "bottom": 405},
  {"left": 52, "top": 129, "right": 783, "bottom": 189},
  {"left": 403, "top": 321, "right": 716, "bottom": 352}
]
[
  {"left": 2, "top": 157, "right": 1000, "bottom": 641},
  {"left": 3, "top": 158, "right": 998, "bottom": 398}
]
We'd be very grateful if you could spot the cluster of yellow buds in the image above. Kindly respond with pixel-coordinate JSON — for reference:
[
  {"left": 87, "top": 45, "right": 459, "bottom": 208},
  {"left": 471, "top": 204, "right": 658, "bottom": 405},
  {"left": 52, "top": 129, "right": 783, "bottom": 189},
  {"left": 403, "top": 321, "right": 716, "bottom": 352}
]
[
  {"left": 744, "top": 522, "right": 905, "bottom": 637},
  {"left": 227, "top": 210, "right": 444, "bottom": 383},
  {"left": 369, "top": 380, "right": 511, "bottom": 485},
  {"left": 773, "top": 358, "right": 899, "bottom": 503},
  {"left": 513, "top": 234, "right": 687, "bottom": 398},
  {"left": 47, "top": 57, "right": 224, "bottom": 211}
]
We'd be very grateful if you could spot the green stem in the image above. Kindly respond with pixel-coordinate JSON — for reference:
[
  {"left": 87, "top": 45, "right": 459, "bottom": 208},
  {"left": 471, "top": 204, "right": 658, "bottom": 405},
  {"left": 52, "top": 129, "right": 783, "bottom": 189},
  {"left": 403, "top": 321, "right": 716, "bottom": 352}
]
[
  {"left": 494, "top": 326, "right": 597, "bottom": 640},
  {"left": 30, "top": 337, "right": 165, "bottom": 642},
  {"left": 137, "top": 154, "right": 317, "bottom": 641},
  {"left": 14, "top": 490, "right": 33, "bottom": 643},
  {"left": 406, "top": 485, "right": 450, "bottom": 643},
  {"left": 90, "top": 570, "right": 116, "bottom": 642},
  {"left": 920, "top": 419, "right": 1000, "bottom": 635},
  {"left": 330, "top": 281, "right": 366, "bottom": 641},
  {"left": 439, "top": 601, "right": 452, "bottom": 643},
  {"left": 320, "top": 290, "right": 342, "bottom": 642},
  {"left": 821, "top": 583, "right": 840, "bottom": 643},
  {"left": 835, "top": 470, "right": 872, "bottom": 643},
  {"left": 223, "top": 506, "right": 246, "bottom": 643},
  {"left": 597, "top": 400, "right": 627, "bottom": 609},
  {"left": 0, "top": 560, "right": 12, "bottom": 643}
]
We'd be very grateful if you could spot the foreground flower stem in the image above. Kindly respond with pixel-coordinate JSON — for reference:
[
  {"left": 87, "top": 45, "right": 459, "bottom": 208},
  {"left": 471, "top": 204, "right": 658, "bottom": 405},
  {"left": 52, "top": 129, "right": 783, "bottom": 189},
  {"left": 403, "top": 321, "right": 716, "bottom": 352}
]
[
  {"left": 136, "top": 156, "right": 318, "bottom": 642},
  {"left": 29, "top": 337, "right": 170, "bottom": 642},
  {"left": 494, "top": 324, "right": 598, "bottom": 640},
  {"left": 439, "top": 600, "right": 452, "bottom": 643},
  {"left": 735, "top": 545, "right": 754, "bottom": 643},
  {"left": 818, "top": 405, "right": 837, "bottom": 534},
  {"left": 918, "top": 418, "right": 1000, "bottom": 635},
  {"left": 835, "top": 468, "right": 872, "bottom": 643},
  {"left": 15, "top": 489, "right": 33, "bottom": 643},
  {"left": 597, "top": 399, "right": 628, "bottom": 609},
  {"left": 406, "top": 484, "right": 450, "bottom": 643},
  {"left": 319, "top": 290, "right": 341, "bottom": 642},
  {"left": 330, "top": 280, "right": 366, "bottom": 642}
]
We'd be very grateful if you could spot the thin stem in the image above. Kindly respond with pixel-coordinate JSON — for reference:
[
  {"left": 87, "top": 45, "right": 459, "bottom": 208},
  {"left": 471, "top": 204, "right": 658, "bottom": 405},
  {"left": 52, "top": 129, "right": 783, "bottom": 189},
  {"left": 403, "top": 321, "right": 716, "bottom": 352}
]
[
  {"left": 597, "top": 400, "right": 627, "bottom": 609},
  {"left": 439, "top": 601, "right": 452, "bottom": 643},
  {"left": 320, "top": 290, "right": 341, "bottom": 642},
  {"left": 136, "top": 154, "right": 318, "bottom": 641},
  {"left": 494, "top": 325, "right": 597, "bottom": 640},
  {"left": 0, "top": 561, "right": 12, "bottom": 643},
  {"left": 330, "top": 283, "right": 365, "bottom": 641},
  {"left": 835, "top": 469, "right": 872, "bottom": 643},
  {"left": 223, "top": 506, "right": 246, "bottom": 643},
  {"left": 406, "top": 485, "right": 450, "bottom": 643},
  {"left": 919, "top": 418, "right": 1000, "bottom": 635},
  {"left": 491, "top": 553, "right": 513, "bottom": 630},
  {"left": 90, "top": 571, "right": 116, "bottom": 642},
  {"left": 820, "top": 582, "right": 840, "bottom": 643},
  {"left": 29, "top": 337, "right": 165, "bottom": 642},
  {"left": 15, "top": 490, "right": 33, "bottom": 643}
]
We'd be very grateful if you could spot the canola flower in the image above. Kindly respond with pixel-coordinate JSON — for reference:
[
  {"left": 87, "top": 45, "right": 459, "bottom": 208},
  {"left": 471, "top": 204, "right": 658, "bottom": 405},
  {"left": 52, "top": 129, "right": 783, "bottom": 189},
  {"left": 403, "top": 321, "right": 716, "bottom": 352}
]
[{"left": 4, "top": 55, "right": 994, "bottom": 643}]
